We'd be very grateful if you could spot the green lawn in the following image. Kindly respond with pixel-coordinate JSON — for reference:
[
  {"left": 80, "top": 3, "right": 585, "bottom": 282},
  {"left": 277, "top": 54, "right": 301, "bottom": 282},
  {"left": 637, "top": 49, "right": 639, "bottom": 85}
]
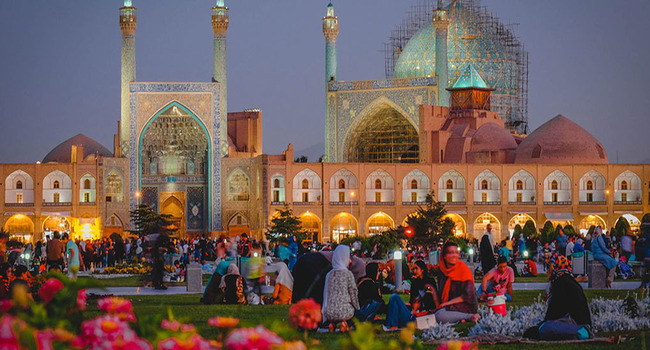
[
  {"left": 82, "top": 290, "right": 647, "bottom": 349},
  {"left": 79, "top": 274, "right": 212, "bottom": 287}
]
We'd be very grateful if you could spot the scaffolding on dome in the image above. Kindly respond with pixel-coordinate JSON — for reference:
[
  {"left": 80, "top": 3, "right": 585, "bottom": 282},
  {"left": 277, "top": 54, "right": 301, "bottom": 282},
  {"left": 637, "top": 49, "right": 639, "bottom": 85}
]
[
  {"left": 346, "top": 107, "right": 419, "bottom": 163},
  {"left": 384, "top": 0, "right": 529, "bottom": 134}
]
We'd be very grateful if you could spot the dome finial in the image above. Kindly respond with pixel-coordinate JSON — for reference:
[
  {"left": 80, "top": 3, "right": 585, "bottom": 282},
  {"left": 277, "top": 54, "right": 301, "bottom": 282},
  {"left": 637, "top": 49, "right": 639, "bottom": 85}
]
[
  {"left": 216, "top": 0, "right": 225, "bottom": 7},
  {"left": 124, "top": 0, "right": 132, "bottom": 7},
  {"left": 327, "top": 3, "right": 334, "bottom": 17}
]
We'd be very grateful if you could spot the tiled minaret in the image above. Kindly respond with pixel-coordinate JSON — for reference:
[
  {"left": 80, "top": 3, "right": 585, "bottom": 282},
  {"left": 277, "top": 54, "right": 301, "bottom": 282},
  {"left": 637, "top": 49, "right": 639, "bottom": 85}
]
[
  {"left": 433, "top": 0, "right": 450, "bottom": 107},
  {"left": 120, "top": 0, "right": 136, "bottom": 154},
  {"left": 323, "top": 3, "right": 339, "bottom": 82},
  {"left": 212, "top": 0, "right": 229, "bottom": 156}
]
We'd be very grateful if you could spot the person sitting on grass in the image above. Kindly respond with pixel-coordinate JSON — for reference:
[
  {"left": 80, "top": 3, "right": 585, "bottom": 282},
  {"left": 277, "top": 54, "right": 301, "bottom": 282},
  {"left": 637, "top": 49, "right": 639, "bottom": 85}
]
[
  {"left": 271, "top": 262, "right": 293, "bottom": 305},
  {"left": 321, "top": 245, "right": 359, "bottom": 332},
  {"left": 498, "top": 240, "right": 511, "bottom": 263},
  {"left": 219, "top": 264, "right": 248, "bottom": 305},
  {"left": 202, "top": 260, "right": 230, "bottom": 304},
  {"left": 355, "top": 262, "right": 385, "bottom": 322},
  {"left": 383, "top": 260, "right": 436, "bottom": 331},
  {"left": 432, "top": 241, "right": 480, "bottom": 324},
  {"left": 478, "top": 256, "right": 514, "bottom": 302},
  {"left": 521, "top": 257, "right": 538, "bottom": 277}
]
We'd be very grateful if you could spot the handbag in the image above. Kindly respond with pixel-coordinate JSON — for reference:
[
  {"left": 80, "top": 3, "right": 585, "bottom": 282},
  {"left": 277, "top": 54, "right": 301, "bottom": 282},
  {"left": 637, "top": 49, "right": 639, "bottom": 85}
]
[{"left": 415, "top": 314, "right": 437, "bottom": 330}]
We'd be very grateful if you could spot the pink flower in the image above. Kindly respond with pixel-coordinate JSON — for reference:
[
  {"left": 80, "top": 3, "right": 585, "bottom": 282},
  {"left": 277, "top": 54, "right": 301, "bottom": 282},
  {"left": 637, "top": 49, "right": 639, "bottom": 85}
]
[
  {"left": 161, "top": 319, "right": 181, "bottom": 332},
  {"left": 288, "top": 299, "right": 322, "bottom": 330},
  {"left": 97, "top": 297, "right": 133, "bottom": 314},
  {"left": 77, "top": 289, "right": 88, "bottom": 310},
  {"left": 224, "top": 326, "right": 283, "bottom": 350},
  {"left": 35, "top": 329, "right": 56, "bottom": 350},
  {"left": 79, "top": 314, "right": 140, "bottom": 348},
  {"left": 181, "top": 324, "right": 196, "bottom": 333},
  {"left": 39, "top": 278, "right": 64, "bottom": 303},
  {"left": 158, "top": 334, "right": 215, "bottom": 350},
  {"left": 0, "top": 300, "right": 11, "bottom": 313},
  {"left": 0, "top": 315, "right": 25, "bottom": 350}
]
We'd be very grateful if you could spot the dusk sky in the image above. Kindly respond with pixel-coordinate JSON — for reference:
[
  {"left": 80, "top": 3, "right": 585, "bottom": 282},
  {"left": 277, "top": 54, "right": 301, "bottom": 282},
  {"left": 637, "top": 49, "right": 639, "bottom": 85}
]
[{"left": 1, "top": 0, "right": 649, "bottom": 164}]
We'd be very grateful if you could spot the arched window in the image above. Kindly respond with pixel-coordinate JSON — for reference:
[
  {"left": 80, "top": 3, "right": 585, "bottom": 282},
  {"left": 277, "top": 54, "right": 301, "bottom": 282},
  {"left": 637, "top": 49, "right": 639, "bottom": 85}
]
[
  {"left": 16, "top": 181, "right": 22, "bottom": 189},
  {"left": 446, "top": 179, "right": 453, "bottom": 189},
  {"left": 621, "top": 181, "right": 628, "bottom": 190},
  {"left": 481, "top": 180, "right": 488, "bottom": 190},
  {"left": 375, "top": 179, "right": 382, "bottom": 189},
  {"left": 301, "top": 179, "right": 309, "bottom": 189},
  {"left": 516, "top": 180, "right": 523, "bottom": 190},
  {"left": 339, "top": 179, "right": 346, "bottom": 189},
  {"left": 84, "top": 179, "right": 91, "bottom": 189},
  {"left": 53, "top": 180, "right": 60, "bottom": 189},
  {"left": 273, "top": 178, "right": 280, "bottom": 188},
  {"left": 410, "top": 179, "right": 418, "bottom": 189},
  {"left": 586, "top": 180, "right": 593, "bottom": 190},
  {"left": 551, "top": 180, "right": 558, "bottom": 190}
]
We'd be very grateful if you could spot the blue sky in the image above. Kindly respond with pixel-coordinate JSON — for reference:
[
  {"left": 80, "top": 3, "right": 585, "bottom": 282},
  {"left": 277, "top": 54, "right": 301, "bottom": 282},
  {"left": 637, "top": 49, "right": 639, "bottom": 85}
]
[{"left": 1, "top": 0, "right": 649, "bottom": 163}]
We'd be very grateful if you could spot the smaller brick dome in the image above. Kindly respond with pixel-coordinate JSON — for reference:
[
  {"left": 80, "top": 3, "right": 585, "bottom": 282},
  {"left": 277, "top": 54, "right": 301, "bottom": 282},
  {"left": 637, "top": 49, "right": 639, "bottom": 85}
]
[
  {"left": 42, "top": 134, "right": 112, "bottom": 163},
  {"left": 470, "top": 122, "right": 517, "bottom": 152},
  {"left": 515, "top": 115, "right": 608, "bottom": 164}
]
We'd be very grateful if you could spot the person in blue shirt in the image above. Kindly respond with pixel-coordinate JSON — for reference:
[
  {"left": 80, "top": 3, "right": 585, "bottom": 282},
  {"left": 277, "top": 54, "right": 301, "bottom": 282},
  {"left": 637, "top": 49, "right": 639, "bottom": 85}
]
[
  {"left": 590, "top": 226, "right": 617, "bottom": 288},
  {"left": 288, "top": 235, "right": 299, "bottom": 271},
  {"left": 498, "top": 240, "right": 511, "bottom": 263}
]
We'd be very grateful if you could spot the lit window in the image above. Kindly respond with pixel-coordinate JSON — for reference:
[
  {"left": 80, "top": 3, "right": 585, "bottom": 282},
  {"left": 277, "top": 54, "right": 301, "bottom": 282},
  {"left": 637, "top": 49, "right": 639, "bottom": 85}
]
[
  {"left": 338, "top": 179, "right": 345, "bottom": 189},
  {"left": 339, "top": 192, "right": 345, "bottom": 202},
  {"left": 481, "top": 193, "right": 487, "bottom": 202},
  {"left": 302, "top": 192, "right": 309, "bottom": 202},
  {"left": 586, "top": 181, "right": 593, "bottom": 190},
  {"left": 516, "top": 180, "right": 523, "bottom": 190},
  {"left": 446, "top": 192, "right": 453, "bottom": 202},
  {"left": 586, "top": 193, "right": 593, "bottom": 202},
  {"left": 84, "top": 179, "right": 91, "bottom": 189},
  {"left": 411, "top": 192, "right": 418, "bottom": 202},
  {"left": 16, "top": 193, "right": 23, "bottom": 203},
  {"left": 481, "top": 180, "right": 488, "bottom": 190},
  {"left": 446, "top": 179, "right": 453, "bottom": 189},
  {"left": 375, "top": 179, "right": 382, "bottom": 189},
  {"left": 53, "top": 193, "right": 60, "bottom": 203},
  {"left": 84, "top": 192, "right": 90, "bottom": 202},
  {"left": 552, "top": 193, "right": 558, "bottom": 202},
  {"left": 516, "top": 193, "right": 522, "bottom": 202},
  {"left": 621, "top": 181, "right": 628, "bottom": 190},
  {"left": 53, "top": 181, "right": 60, "bottom": 189},
  {"left": 411, "top": 179, "right": 418, "bottom": 189},
  {"left": 621, "top": 193, "right": 628, "bottom": 202},
  {"left": 375, "top": 192, "right": 382, "bottom": 202},
  {"left": 301, "top": 179, "right": 309, "bottom": 189},
  {"left": 551, "top": 180, "right": 558, "bottom": 190},
  {"left": 16, "top": 181, "right": 22, "bottom": 189},
  {"left": 273, "top": 179, "right": 280, "bottom": 188}
]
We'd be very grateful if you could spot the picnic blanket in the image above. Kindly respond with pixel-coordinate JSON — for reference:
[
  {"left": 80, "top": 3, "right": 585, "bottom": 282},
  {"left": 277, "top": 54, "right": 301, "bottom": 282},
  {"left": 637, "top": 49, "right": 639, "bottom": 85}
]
[{"left": 423, "top": 334, "right": 618, "bottom": 345}]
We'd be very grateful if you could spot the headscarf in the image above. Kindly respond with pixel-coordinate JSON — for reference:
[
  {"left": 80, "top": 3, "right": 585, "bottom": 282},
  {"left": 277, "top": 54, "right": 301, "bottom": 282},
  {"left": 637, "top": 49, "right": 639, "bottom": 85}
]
[
  {"left": 438, "top": 244, "right": 473, "bottom": 303},
  {"left": 551, "top": 254, "right": 571, "bottom": 281},
  {"left": 216, "top": 260, "right": 230, "bottom": 276},
  {"left": 365, "top": 262, "right": 379, "bottom": 282},
  {"left": 322, "top": 245, "right": 350, "bottom": 318},
  {"left": 219, "top": 264, "right": 240, "bottom": 289},
  {"left": 275, "top": 262, "right": 294, "bottom": 291}
]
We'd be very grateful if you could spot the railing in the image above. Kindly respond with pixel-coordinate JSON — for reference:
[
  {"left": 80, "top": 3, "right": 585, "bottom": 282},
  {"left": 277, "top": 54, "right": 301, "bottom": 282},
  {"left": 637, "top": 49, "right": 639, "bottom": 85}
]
[
  {"left": 402, "top": 201, "right": 427, "bottom": 206},
  {"left": 79, "top": 202, "right": 96, "bottom": 206},
  {"left": 4, "top": 202, "right": 34, "bottom": 207},
  {"left": 270, "top": 201, "right": 285, "bottom": 206},
  {"left": 544, "top": 201, "right": 571, "bottom": 205},
  {"left": 473, "top": 201, "right": 501, "bottom": 205},
  {"left": 329, "top": 201, "right": 358, "bottom": 206},
  {"left": 508, "top": 201, "right": 536, "bottom": 205},
  {"left": 43, "top": 202, "right": 72, "bottom": 206},
  {"left": 579, "top": 201, "right": 606, "bottom": 205},
  {"left": 292, "top": 202, "right": 322, "bottom": 206},
  {"left": 614, "top": 200, "right": 642, "bottom": 205},
  {"left": 444, "top": 201, "right": 466, "bottom": 205},
  {"left": 366, "top": 201, "right": 395, "bottom": 206}
]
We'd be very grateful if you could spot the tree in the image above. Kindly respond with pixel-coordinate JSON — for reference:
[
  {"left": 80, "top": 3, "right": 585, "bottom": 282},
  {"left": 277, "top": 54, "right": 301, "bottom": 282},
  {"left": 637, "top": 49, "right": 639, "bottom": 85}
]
[
  {"left": 614, "top": 216, "right": 630, "bottom": 239},
  {"left": 513, "top": 224, "right": 523, "bottom": 238},
  {"left": 563, "top": 224, "right": 576, "bottom": 237},
  {"left": 266, "top": 206, "right": 305, "bottom": 243},
  {"left": 539, "top": 220, "right": 555, "bottom": 244},
  {"left": 522, "top": 220, "right": 537, "bottom": 239},
  {"left": 404, "top": 191, "right": 449, "bottom": 246},
  {"left": 129, "top": 204, "right": 177, "bottom": 237}
]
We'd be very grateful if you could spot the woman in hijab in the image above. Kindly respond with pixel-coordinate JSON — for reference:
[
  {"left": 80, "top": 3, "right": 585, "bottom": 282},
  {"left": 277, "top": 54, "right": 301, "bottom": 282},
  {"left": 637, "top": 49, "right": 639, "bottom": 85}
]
[
  {"left": 272, "top": 262, "right": 294, "bottom": 304},
  {"left": 591, "top": 226, "right": 617, "bottom": 288},
  {"left": 288, "top": 236, "right": 299, "bottom": 271},
  {"left": 384, "top": 260, "right": 436, "bottom": 330},
  {"left": 322, "top": 245, "right": 359, "bottom": 331},
  {"left": 524, "top": 255, "right": 592, "bottom": 339},
  {"left": 355, "top": 262, "right": 385, "bottom": 322},
  {"left": 202, "top": 260, "right": 230, "bottom": 304},
  {"left": 433, "top": 241, "right": 480, "bottom": 324},
  {"left": 220, "top": 264, "right": 248, "bottom": 305}
]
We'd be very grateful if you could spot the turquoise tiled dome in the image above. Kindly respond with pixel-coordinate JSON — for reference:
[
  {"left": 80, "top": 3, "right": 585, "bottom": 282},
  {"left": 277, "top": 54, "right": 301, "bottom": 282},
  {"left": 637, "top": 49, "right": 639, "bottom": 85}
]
[{"left": 393, "top": 23, "right": 438, "bottom": 79}]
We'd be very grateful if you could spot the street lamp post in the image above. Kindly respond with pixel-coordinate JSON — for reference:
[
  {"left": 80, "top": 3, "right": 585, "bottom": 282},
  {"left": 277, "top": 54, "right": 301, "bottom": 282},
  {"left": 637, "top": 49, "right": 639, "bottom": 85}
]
[
  {"left": 349, "top": 190, "right": 355, "bottom": 240},
  {"left": 394, "top": 249, "right": 403, "bottom": 292}
]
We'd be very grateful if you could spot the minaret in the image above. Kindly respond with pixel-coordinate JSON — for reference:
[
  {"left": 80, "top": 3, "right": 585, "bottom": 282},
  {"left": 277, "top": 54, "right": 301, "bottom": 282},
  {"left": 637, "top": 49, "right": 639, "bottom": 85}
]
[
  {"left": 212, "top": 0, "right": 229, "bottom": 156},
  {"left": 433, "top": 0, "right": 450, "bottom": 107},
  {"left": 323, "top": 3, "right": 339, "bottom": 82},
  {"left": 120, "top": 0, "right": 136, "bottom": 154}
]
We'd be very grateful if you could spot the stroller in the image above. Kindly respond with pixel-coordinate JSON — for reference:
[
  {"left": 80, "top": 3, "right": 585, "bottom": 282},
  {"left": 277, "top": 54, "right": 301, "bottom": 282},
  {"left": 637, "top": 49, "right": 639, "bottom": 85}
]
[{"left": 617, "top": 260, "right": 635, "bottom": 280}]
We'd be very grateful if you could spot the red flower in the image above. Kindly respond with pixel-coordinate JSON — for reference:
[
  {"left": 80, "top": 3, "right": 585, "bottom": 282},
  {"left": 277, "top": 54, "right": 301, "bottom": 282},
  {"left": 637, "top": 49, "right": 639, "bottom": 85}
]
[
  {"left": 158, "top": 334, "right": 214, "bottom": 350},
  {"left": 161, "top": 319, "right": 181, "bottom": 332},
  {"left": 77, "top": 289, "right": 88, "bottom": 310},
  {"left": 208, "top": 316, "right": 239, "bottom": 328},
  {"left": 39, "top": 278, "right": 64, "bottom": 303},
  {"left": 97, "top": 297, "right": 133, "bottom": 314},
  {"left": 0, "top": 300, "right": 11, "bottom": 313},
  {"left": 224, "top": 326, "right": 283, "bottom": 350},
  {"left": 288, "top": 298, "right": 322, "bottom": 330}
]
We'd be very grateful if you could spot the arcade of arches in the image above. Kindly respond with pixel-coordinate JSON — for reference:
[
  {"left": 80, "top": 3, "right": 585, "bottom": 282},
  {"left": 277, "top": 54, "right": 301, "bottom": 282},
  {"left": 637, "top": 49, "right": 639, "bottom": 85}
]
[
  {"left": 508, "top": 214, "right": 536, "bottom": 235},
  {"left": 330, "top": 212, "right": 358, "bottom": 243},
  {"left": 366, "top": 212, "right": 394, "bottom": 236},
  {"left": 4, "top": 214, "right": 34, "bottom": 242}
]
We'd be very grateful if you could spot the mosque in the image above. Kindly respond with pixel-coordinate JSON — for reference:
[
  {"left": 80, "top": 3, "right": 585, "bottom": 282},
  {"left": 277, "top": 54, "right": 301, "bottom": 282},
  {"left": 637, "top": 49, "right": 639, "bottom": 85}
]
[{"left": 1, "top": 0, "right": 648, "bottom": 244}]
